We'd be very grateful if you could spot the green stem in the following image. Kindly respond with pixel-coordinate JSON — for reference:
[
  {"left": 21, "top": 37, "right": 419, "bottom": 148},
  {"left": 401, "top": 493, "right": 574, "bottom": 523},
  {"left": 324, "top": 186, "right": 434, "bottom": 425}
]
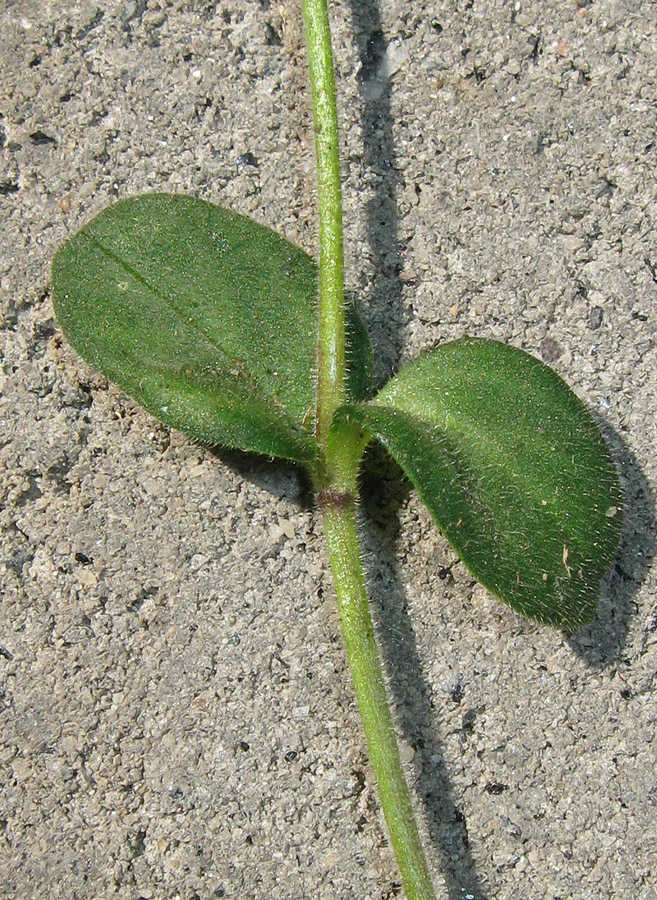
[
  {"left": 302, "top": 0, "right": 346, "bottom": 450},
  {"left": 303, "top": 2, "right": 437, "bottom": 897},
  {"left": 322, "top": 496, "right": 437, "bottom": 900},
  {"left": 320, "top": 427, "right": 437, "bottom": 899}
]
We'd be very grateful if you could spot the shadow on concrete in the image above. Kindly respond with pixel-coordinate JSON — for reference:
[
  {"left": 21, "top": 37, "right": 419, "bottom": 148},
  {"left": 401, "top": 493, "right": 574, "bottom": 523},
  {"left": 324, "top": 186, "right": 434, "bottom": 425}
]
[
  {"left": 567, "top": 424, "right": 656, "bottom": 667},
  {"left": 345, "top": 1, "right": 490, "bottom": 896},
  {"left": 346, "top": 0, "right": 408, "bottom": 385},
  {"left": 210, "top": 447, "right": 314, "bottom": 508}
]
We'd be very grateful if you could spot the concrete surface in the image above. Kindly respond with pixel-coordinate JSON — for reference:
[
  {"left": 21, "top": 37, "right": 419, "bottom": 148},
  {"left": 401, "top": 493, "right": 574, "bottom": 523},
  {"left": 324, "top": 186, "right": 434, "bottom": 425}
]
[{"left": 1, "top": 1, "right": 656, "bottom": 899}]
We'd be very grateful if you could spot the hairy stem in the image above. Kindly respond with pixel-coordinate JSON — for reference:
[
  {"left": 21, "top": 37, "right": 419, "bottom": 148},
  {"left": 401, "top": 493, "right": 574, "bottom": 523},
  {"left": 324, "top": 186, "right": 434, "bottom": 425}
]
[
  {"left": 303, "top": 2, "right": 437, "bottom": 897},
  {"left": 302, "top": 0, "right": 346, "bottom": 450},
  {"left": 322, "top": 495, "right": 437, "bottom": 900}
]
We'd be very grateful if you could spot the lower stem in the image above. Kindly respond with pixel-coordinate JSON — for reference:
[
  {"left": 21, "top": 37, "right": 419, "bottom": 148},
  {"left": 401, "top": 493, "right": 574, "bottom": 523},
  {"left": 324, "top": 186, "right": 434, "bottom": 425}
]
[{"left": 322, "top": 497, "right": 437, "bottom": 900}]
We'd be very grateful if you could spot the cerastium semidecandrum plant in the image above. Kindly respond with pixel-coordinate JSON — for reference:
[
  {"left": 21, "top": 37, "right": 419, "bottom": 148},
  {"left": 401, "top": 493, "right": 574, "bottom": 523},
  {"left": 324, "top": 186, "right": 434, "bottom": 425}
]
[{"left": 51, "top": 2, "right": 622, "bottom": 897}]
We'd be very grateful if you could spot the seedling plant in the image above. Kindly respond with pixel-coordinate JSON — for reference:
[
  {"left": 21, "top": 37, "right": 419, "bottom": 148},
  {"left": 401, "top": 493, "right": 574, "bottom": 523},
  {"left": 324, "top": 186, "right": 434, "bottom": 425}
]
[{"left": 51, "top": 1, "right": 622, "bottom": 898}]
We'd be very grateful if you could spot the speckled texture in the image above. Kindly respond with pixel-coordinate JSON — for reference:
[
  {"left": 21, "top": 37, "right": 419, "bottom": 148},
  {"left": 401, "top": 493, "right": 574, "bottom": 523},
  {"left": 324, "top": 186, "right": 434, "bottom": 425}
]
[{"left": 1, "top": 2, "right": 655, "bottom": 899}]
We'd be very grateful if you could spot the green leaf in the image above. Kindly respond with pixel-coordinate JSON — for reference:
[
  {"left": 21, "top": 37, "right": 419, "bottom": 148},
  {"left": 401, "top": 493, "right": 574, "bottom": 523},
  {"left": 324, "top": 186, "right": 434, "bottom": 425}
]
[
  {"left": 52, "top": 193, "right": 372, "bottom": 466},
  {"left": 333, "top": 337, "right": 622, "bottom": 628}
]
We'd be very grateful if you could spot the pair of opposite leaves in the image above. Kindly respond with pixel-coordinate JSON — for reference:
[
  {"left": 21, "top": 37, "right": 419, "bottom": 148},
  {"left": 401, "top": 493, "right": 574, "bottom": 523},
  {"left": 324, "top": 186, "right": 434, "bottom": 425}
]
[{"left": 52, "top": 194, "right": 622, "bottom": 629}]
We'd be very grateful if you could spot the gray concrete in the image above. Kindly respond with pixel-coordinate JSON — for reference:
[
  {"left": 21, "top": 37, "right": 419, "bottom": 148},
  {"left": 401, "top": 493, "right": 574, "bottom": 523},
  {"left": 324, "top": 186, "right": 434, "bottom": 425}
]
[{"left": 1, "top": 1, "right": 655, "bottom": 898}]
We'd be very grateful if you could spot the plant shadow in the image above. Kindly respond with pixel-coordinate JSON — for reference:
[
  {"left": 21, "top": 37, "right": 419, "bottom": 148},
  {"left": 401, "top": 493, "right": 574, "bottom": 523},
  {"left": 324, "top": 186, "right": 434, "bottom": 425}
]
[
  {"left": 342, "top": 4, "right": 655, "bottom": 898},
  {"left": 346, "top": 0, "right": 408, "bottom": 385},
  {"left": 210, "top": 446, "right": 314, "bottom": 508},
  {"left": 566, "top": 423, "right": 656, "bottom": 666},
  {"left": 346, "top": 2, "right": 490, "bottom": 896}
]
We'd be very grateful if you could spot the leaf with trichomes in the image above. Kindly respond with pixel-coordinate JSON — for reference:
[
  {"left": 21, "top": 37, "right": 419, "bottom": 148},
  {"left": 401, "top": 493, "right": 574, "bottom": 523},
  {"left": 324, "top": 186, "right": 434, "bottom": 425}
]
[
  {"left": 51, "top": 193, "right": 372, "bottom": 466},
  {"left": 332, "top": 337, "right": 622, "bottom": 628}
]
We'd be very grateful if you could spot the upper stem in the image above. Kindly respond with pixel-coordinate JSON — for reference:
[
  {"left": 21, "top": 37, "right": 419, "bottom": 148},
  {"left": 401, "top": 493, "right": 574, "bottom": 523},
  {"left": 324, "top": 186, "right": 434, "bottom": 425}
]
[{"left": 302, "top": 0, "right": 346, "bottom": 451}]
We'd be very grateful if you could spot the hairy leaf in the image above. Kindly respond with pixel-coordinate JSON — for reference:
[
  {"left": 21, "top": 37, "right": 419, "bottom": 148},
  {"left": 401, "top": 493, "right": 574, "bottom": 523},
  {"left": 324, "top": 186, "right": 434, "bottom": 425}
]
[
  {"left": 52, "top": 193, "right": 372, "bottom": 465},
  {"left": 334, "top": 337, "right": 622, "bottom": 627}
]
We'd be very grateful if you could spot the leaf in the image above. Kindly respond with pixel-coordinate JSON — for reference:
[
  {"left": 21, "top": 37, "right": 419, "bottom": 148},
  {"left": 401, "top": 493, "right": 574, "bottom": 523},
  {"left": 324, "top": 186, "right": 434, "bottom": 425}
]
[
  {"left": 333, "top": 337, "right": 622, "bottom": 628},
  {"left": 52, "top": 193, "right": 372, "bottom": 466}
]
